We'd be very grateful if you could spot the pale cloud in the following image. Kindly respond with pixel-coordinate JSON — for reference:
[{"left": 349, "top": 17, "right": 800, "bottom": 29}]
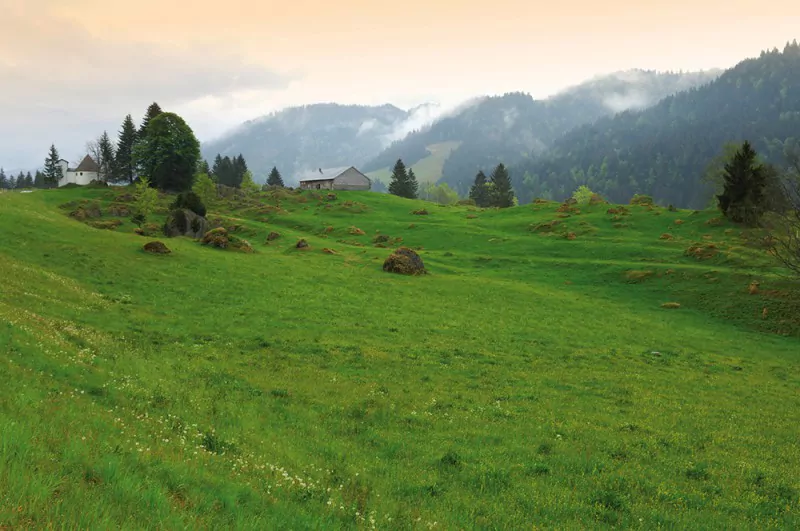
[{"left": 0, "top": 0, "right": 294, "bottom": 169}]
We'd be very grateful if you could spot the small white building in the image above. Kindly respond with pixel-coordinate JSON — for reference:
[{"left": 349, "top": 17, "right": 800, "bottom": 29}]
[
  {"left": 58, "top": 155, "right": 101, "bottom": 187},
  {"left": 299, "top": 166, "right": 372, "bottom": 191}
]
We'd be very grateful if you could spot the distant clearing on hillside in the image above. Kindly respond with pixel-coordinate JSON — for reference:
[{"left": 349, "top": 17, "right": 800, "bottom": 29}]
[{"left": 368, "top": 141, "right": 461, "bottom": 185}]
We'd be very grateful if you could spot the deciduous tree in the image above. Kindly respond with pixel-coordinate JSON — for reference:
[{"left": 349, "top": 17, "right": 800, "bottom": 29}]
[{"left": 133, "top": 112, "right": 200, "bottom": 192}]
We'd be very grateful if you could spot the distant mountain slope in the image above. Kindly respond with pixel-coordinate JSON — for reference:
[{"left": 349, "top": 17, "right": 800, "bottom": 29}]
[
  {"left": 511, "top": 42, "right": 800, "bottom": 208},
  {"left": 363, "top": 70, "right": 721, "bottom": 194},
  {"left": 366, "top": 141, "right": 461, "bottom": 185},
  {"left": 201, "top": 103, "right": 409, "bottom": 183}
]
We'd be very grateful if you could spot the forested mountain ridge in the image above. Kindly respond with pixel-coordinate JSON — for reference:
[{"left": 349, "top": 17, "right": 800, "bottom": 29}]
[
  {"left": 201, "top": 103, "right": 409, "bottom": 182},
  {"left": 364, "top": 70, "right": 721, "bottom": 194},
  {"left": 511, "top": 42, "right": 800, "bottom": 208}
]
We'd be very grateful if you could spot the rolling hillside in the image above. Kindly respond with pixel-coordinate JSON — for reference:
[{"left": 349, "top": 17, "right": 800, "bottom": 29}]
[
  {"left": 1, "top": 186, "right": 799, "bottom": 528},
  {"left": 512, "top": 42, "right": 800, "bottom": 208}
]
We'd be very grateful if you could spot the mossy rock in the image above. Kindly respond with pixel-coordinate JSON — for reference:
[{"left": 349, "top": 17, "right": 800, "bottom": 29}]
[{"left": 383, "top": 247, "right": 426, "bottom": 276}]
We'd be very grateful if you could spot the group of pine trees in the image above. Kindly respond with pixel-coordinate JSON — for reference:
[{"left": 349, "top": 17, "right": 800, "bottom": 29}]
[
  {"left": 468, "top": 163, "right": 516, "bottom": 207},
  {"left": 0, "top": 168, "right": 46, "bottom": 190},
  {"left": 388, "top": 159, "right": 419, "bottom": 199},
  {"left": 385, "top": 157, "right": 518, "bottom": 207}
]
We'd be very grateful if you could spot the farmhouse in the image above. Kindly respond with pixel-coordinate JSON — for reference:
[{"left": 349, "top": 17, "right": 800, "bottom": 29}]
[
  {"left": 299, "top": 167, "right": 371, "bottom": 191},
  {"left": 58, "top": 155, "right": 102, "bottom": 187}
]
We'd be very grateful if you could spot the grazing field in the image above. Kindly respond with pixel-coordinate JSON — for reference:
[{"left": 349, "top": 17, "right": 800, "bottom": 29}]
[
  {"left": 1, "top": 187, "right": 799, "bottom": 529},
  {"left": 367, "top": 141, "right": 462, "bottom": 186}
]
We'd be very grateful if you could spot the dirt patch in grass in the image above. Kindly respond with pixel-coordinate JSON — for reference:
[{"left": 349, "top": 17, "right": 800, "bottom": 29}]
[
  {"left": 661, "top": 302, "right": 681, "bottom": 309},
  {"left": 412, "top": 209, "right": 429, "bottom": 216},
  {"left": 530, "top": 220, "right": 562, "bottom": 233},
  {"left": 348, "top": 226, "right": 366, "bottom": 236},
  {"left": 88, "top": 219, "right": 123, "bottom": 230},
  {"left": 143, "top": 241, "right": 171, "bottom": 254},
  {"left": 660, "top": 233, "right": 674, "bottom": 240},
  {"left": 625, "top": 270, "right": 655, "bottom": 283},
  {"left": 685, "top": 243, "right": 719, "bottom": 260}
]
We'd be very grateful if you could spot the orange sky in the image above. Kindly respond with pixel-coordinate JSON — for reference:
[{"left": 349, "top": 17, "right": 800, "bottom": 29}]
[{"left": 1, "top": 0, "right": 798, "bottom": 167}]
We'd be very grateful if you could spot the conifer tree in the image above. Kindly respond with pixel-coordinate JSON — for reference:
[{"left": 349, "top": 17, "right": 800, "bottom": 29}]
[
  {"left": 33, "top": 171, "right": 44, "bottom": 188},
  {"left": 24, "top": 172, "right": 33, "bottom": 188},
  {"left": 267, "top": 166, "right": 284, "bottom": 187},
  {"left": 98, "top": 131, "right": 116, "bottom": 182},
  {"left": 211, "top": 154, "right": 224, "bottom": 182},
  {"left": 16, "top": 172, "right": 25, "bottom": 188},
  {"left": 389, "top": 159, "right": 417, "bottom": 199},
  {"left": 469, "top": 170, "right": 490, "bottom": 206},
  {"left": 116, "top": 114, "right": 138, "bottom": 184},
  {"left": 717, "top": 141, "right": 767, "bottom": 225},
  {"left": 489, "top": 163, "right": 515, "bottom": 208},
  {"left": 407, "top": 168, "right": 419, "bottom": 199},
  {"left": 43, "top": 144, "right": 63, "bottom": 188},
  {"left": 0, "top": 168, "right": 7, "bottom": 189},
  {"left": 198, "top": 159, "right": 211, "bottom": 176},
  {"left": 6, "top": 175, "right": 15, "bottom": 190},
  {"left": 139, "top": 102, "right": 163, "bottom": 138}
]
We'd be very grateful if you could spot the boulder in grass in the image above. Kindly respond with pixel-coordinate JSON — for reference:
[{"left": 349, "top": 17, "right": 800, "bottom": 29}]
[
  {"left": 163, "top": 208, "right": 209, "bottom": 239},
  {"left": 383, "top": 247, "right": 426, "bottom": 276}
]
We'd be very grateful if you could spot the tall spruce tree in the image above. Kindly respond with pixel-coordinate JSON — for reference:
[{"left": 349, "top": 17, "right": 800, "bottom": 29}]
[
  {"left": 0, "top": 168, "right": 7, "bottom": 189},
  {"left": 139, "top": 102, "right": 163, "bottom": 138},
  {"left": 33, "top": 170, "right": 44, "bottom": 188},
  {"left": 717, "top": 141, "right": 767, "bottom": 225},
  {"left": 24, "top": 172, "right": 33, "bottom": 188},
  {"left": 489, "top": 163, "right": 515, "bottom": 208},
  {"left": 211, "top": 154, "right": 224, "bottom": 182},
  {"left": 98, "top": 131, "right": 116, "bottom": 182},
  {"left": 16, "top": 172, "right": 25, "bottom": 189},
  {"left": 43, "top": 144, "right": 62, "bottom": 188},
  {"left": 406, "top": 168, "right": 419, "bottom": 199},
  {"left": 389, "top": 159, "right": 417, "bottom": 198},
  {"left": 116, "top": 114, "right": 138, "bottom": 184},
  {"left": 6, "top": 174, "right": 15, "bottom": 190},
  {"left": 198, "top": 159, "right": 211, "bottom": 176},
  {"left": 469, "top": 170, "right": 490, "bottom": 207},
  {"left": 267, "top": 166, "right": 284, "bottom": 187}
]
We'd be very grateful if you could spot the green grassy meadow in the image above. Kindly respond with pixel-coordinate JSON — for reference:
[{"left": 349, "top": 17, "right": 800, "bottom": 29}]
[
  {"left": 1, "top": 186, "right": 799, "bottom": 529},
  {"left": 367, "top": 142, "right": 461, "bottom": 186}
]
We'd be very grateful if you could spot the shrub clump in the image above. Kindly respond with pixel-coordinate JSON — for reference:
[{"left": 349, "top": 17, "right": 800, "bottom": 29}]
[
  {"left": 383, "top": 247, "right": 427, "bottom": 276},
  {"left": 630, "top": 194, "right": 655, "bottom": 206},
  {"left": 171, "top": 191, "right": 207, "bottom": 217},
  {"left": 266, "top": 231, "right": 280, "bottom": 242},
  {"left": 296, "top": 239, "right": 310, "bottom": 249},
  {"left": 107, "top": 204, "right": 132, "bottom": 217},
  {"left": 412, "top": 209, "right": 429, "bottom": 215},
  {"left": 143, "top": 241, "right": 171, "bottom": 254}
]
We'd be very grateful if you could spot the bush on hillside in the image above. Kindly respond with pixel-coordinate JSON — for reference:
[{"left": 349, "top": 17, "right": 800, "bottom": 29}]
[
  {"left": 171, "top": 191, "right": 207, "bottom": 217},
  {"left": 571, "top": 185, "right": 596, "bottom": 205},
  {"left": 630, "top": 194, "right": 655, "bottom": 206}
]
